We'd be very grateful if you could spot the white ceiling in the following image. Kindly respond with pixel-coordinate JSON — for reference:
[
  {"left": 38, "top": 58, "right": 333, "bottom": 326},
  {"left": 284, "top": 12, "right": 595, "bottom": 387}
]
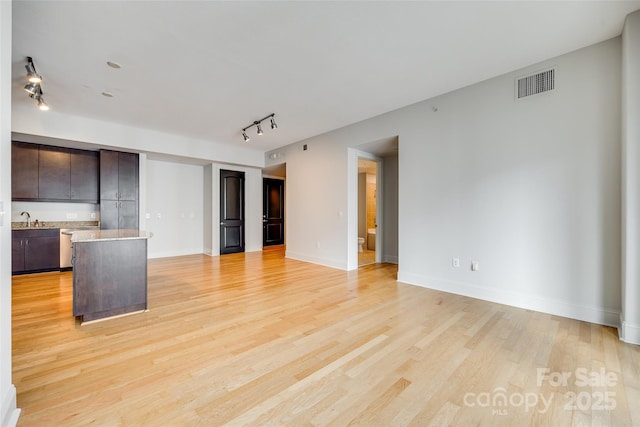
[{"left": 11, "top": 1, "right": 640, "bottom": 154}]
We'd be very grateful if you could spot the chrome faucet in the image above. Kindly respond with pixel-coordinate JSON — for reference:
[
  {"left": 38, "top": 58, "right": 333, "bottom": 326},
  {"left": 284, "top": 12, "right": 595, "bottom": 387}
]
[{"left": 20, "top": 211, "right": 31, "bottom": 227}]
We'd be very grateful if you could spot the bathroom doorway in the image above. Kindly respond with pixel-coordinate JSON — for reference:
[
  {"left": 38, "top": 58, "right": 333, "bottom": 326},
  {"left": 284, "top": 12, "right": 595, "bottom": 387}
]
[{"left": 358, "top": 158, "right": 379, "bottom": 266}]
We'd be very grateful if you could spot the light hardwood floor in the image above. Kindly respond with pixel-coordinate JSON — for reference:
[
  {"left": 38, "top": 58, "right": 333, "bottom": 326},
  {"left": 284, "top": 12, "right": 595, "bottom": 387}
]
[{"left": 12, "top": 246, "right": 640, "bottom": 426}]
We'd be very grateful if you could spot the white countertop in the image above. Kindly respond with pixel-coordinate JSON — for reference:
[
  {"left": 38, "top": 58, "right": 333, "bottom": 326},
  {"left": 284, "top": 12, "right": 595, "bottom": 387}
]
[{"left": 71, "top": 229, "right": 153, "bottom": 243}]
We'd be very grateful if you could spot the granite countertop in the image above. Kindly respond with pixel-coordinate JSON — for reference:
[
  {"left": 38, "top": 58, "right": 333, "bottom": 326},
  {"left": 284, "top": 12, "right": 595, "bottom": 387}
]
[
  {"left": 71, "top": 229, "right": 153, "bottom": 243},
  {"left": 11, "top": 221, "right": 100, "bottom": 230}
]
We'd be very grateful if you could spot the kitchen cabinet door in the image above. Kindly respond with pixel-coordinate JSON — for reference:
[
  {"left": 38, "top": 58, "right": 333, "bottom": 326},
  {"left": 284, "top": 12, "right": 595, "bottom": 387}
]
[
  {"left": 100, "top": 201, "right": 120, "bottom": 230},
  {"left": 100, "top": 150, "right": 119, "bottom": 200},
  {"left": 11, "top": 142, "right": 39, "bottom": 200},
  {"left": 119, "top": 200, "right": 138, "bottom": 229},
  {"left": 118, "top": 152, "right": 138, "bottom": 201},
  {"left": 12, "top": 229, "right": 60, "bottom": 274},
  {"left": 39, "top": 145, "right": 71, "bottom": 200},
  {"left": 25, "top": 236, "right": 60, "bottom": 271},
  {"left": 12, "top": 237, "right": 25, "bottom": 273},
  {"left": 70, "top": 149, "right": 99, "bottom": 202}
]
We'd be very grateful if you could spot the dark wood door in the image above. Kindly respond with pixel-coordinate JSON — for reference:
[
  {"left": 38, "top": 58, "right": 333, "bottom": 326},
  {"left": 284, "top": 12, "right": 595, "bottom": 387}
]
[
  {"left": 220, "top": 169, "right": 245, "bottom": 254},
  {"left": 11, "top": 142, "right": 39, "bottom": 199},
  {"left": 263, "top": 178, "right": 285, "bottom": 246}
]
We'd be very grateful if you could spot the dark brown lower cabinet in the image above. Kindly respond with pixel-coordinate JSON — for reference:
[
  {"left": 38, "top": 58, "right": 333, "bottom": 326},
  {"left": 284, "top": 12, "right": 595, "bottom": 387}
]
[
  {"left": 100, "top": 200, "right": 138, "bottom": 230},
  {"left": 12, "top": 229, "right": 60, "bottom": 274},
  {"left": 72, "top": 238, "right": 147, "bottom": 322}
]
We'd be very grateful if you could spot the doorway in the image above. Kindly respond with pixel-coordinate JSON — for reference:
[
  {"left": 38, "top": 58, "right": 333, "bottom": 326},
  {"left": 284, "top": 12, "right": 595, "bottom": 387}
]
[
  {"left": 220, "top": 169, "right": 245, "bottom": 254},
  {"left": 358, "top": 158, "right": 379, "bottom": 266},
  {"left": 263, "top": 178, "right": 285, "bottom": 246}
]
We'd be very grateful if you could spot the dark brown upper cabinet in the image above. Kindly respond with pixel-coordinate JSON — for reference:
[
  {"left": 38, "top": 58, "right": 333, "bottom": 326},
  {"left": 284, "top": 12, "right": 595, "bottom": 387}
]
[
  {"left": 39, "top": 146, "right": 71, "bottom": 200},
  {"left": 11, "top": 142, "right": 99, "bottom": 203},
  {"left": 11, "top": 142, "right": 39, "bottom": 199},
  {"left": 100, "top": 150, "right": 138, "bottom": 201},
  {"left": 99, "top": 150, "right": 139, "bottom": 230},
  {"left": 70, "top": 149, "right": 99, "bottom": 201}
]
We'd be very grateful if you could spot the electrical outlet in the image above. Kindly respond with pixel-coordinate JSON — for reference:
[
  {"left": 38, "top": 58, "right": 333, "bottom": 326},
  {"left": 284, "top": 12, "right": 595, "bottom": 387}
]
[
  {"left": 145, "top": 213, "right": 151, "bottom": 219},
  {"left": 90, "top": 212, "right": 96, "bottom": 219},
  {"left": 471, "top": 261, "right": 479, "bottom": 271},
  {"left": 452, "top": 258, "right": 460, "bottom": 268}
]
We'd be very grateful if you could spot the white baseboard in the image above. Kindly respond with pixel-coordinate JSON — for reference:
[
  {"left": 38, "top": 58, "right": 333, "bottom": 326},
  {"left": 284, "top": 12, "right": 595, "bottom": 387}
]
[
  {"left": 619, "top": 314, "right": 640, "bottom": 345},
  {"left": 285, "top": 251, "right": 347, "bottom": 271},
  {"left": 1, "top": 385, "right": 20, "bottom": 427},
  {"left": 383, "top": 255, "right": 398, "bottom": 264},
  {"left": 397, "top": 271, "right": 620, "bottom": 328}
]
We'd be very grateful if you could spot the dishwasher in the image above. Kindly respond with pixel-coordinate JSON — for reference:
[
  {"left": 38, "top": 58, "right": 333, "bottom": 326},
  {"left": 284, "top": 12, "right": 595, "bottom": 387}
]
[{"left": 59, "top": 227, "right": 99, "bottom": 270}]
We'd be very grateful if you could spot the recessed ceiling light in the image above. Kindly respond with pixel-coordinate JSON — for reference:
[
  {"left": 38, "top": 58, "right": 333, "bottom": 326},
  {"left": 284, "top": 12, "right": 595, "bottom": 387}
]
[
  {"left": 101, "top": 91, "right": 114, "bottom": 97},
  {"left": 106, "top": 61, "right": 121, "bottom": 69}
]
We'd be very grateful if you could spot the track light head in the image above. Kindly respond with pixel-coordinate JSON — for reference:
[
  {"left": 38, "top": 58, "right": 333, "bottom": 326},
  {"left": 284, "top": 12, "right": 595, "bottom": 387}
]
[
  {"left": 35, "top": 95, "right": 49, "bottom": 111},
  {"left": 270, "top": 116, "right": 277, "bottom": 130},
  {"left": 25, "top": 58, "right": 42, "bottom": 83},
  {"left": 242, "top": 131, "right": 250, "bottom": 142},
  {"left": 256, "top": 122, "right": 264, "bottom": 135},
  {"left": 24, "top": 82, "right": 40, "bottom": 95}
]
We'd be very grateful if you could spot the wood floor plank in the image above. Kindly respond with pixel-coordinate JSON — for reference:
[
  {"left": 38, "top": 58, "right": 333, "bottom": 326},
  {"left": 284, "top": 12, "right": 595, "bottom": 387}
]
[{"left": 11, "top": 247, "right": 640, "bottom": 426}]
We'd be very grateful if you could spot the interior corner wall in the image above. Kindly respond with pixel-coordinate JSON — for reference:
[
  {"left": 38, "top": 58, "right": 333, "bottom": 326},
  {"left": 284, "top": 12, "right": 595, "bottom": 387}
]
[
  {"left": 203, "top": 164, "right": 213, "bottom": 255},
  {"left": 145, "top": 159, "right": 204, "bottom": 258},
  {"left": 267, "top": 36, "right": 622, "bottom": 327},
  {"left": 1, "top": 1, "right": 20, "bottom": 425},
  {"left": 382, "top": 153, "right": 398, "bottom": 264}
]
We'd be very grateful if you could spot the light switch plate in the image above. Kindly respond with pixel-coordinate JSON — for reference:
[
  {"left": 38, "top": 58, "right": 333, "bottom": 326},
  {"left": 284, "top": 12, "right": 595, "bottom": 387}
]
[{"left": 0, "top": 201, "right": 3, "bottom": 227}]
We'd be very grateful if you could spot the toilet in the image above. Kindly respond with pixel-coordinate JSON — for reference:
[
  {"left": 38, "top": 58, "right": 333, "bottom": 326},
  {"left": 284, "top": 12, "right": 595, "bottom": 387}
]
[{"left": 357, "top": 237, "right": 365, "bottom": 253}]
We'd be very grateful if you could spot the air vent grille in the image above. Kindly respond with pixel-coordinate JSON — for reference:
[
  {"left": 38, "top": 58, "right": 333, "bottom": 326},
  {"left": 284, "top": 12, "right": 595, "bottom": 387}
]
[{"left": 517, "top": 68, "right": 555, "bottom": 99}]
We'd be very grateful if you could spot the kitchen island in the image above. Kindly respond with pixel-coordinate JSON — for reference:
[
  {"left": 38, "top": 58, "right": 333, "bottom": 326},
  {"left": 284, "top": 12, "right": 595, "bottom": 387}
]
[{"left": 71, "top": 229, "right": 153, "bottom": 323}]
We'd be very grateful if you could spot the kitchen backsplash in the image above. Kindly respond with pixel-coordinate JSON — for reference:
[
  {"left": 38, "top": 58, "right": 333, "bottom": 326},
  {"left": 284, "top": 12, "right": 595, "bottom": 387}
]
[{"left": 11, "top": 201, "right": 100, "bottom": 223}]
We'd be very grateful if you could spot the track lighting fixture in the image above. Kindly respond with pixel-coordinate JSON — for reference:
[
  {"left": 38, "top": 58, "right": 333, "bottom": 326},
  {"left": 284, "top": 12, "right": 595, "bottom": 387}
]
[
  {"left": 241, "top": 113, "right": 277, "bottom": 142},
  {"left": 23, "top": 57, "right": 49, "bottom": 111}
]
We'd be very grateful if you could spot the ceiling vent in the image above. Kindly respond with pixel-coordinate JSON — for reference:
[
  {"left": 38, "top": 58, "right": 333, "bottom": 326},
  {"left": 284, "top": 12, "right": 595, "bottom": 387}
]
[{"left": 516, "top": 68, "right": 555, "bottom": 99}]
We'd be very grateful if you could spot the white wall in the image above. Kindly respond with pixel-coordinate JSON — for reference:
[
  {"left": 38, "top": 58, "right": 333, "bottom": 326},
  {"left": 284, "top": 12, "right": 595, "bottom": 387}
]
[
  {"left": 1, "top": 1, "right": 20, "bottom": 425},
  {"left": 267, "top": 37, "right": 622, "bottom": 327},
  {"left": 621, "top": 10, "right": 640, "bottom": 344},
  {"left": 204, "top": 163, "right": 263, "bottom": 256},
  {"left": 145, "top": 159, "right": 204, "bottom": 258}
]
